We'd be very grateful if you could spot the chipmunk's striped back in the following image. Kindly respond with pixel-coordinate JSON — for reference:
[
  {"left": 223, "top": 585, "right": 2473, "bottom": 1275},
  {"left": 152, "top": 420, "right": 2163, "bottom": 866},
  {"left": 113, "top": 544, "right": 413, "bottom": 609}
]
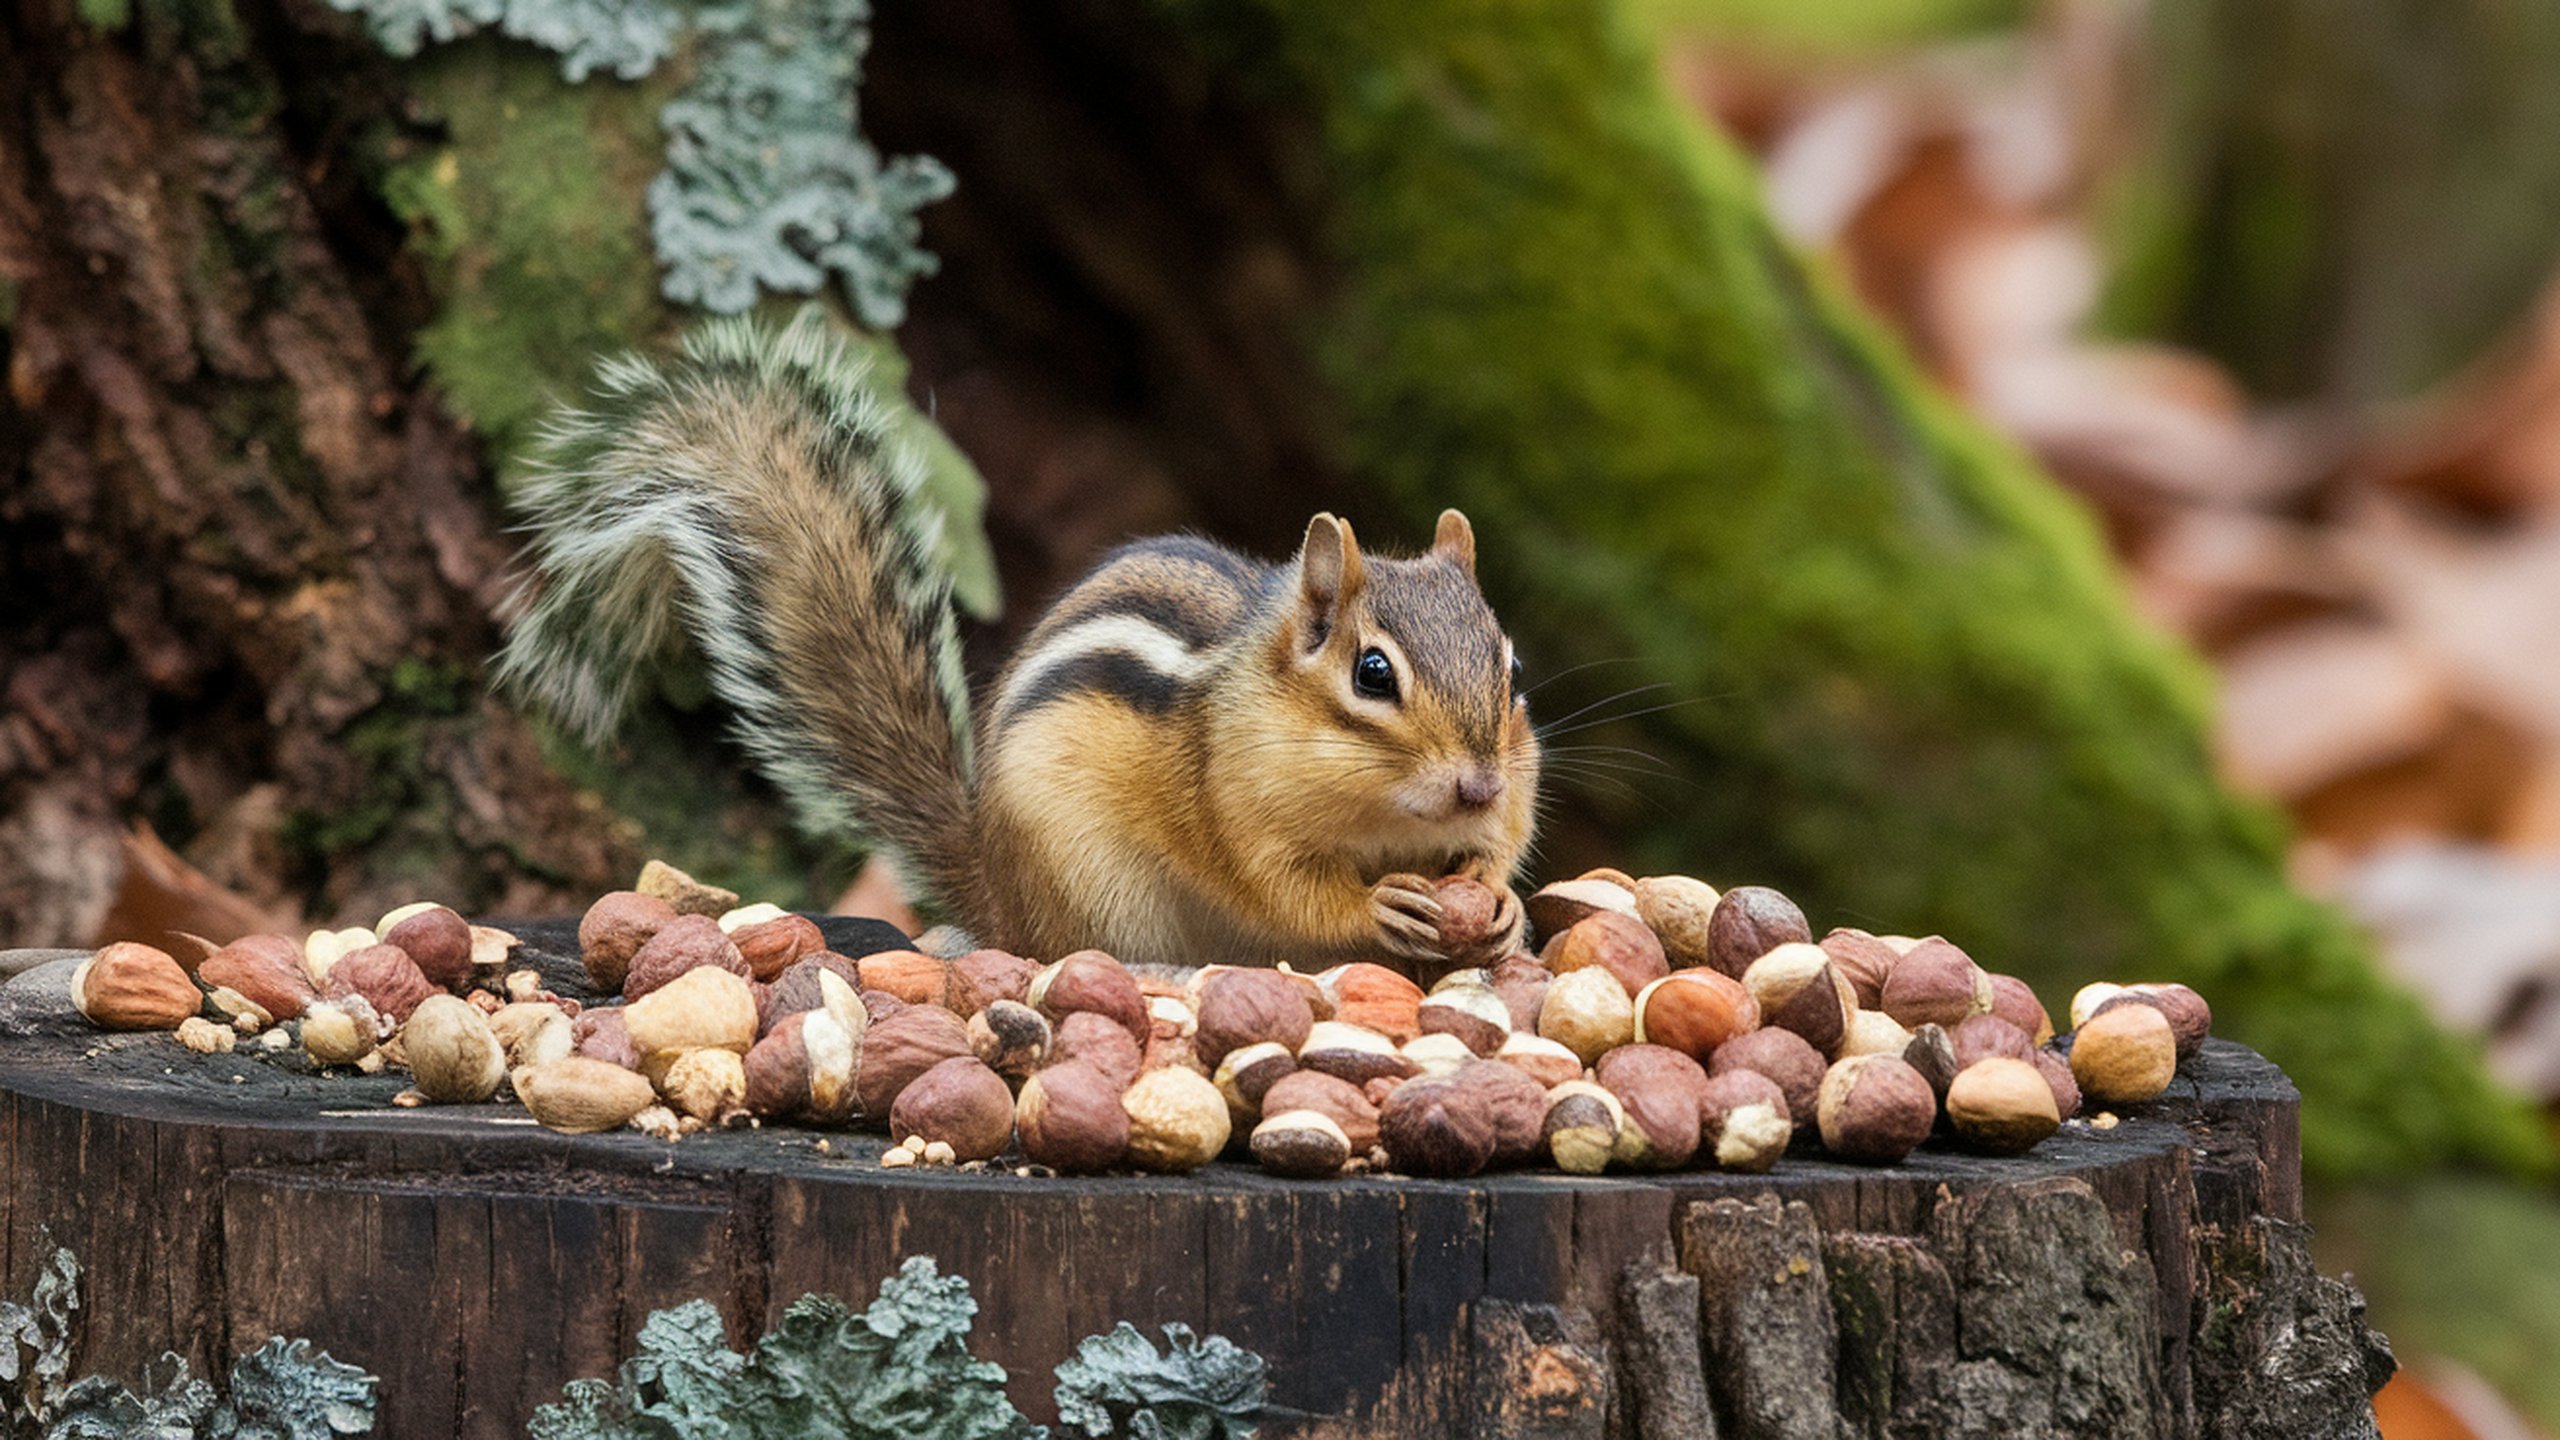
[{"left": 992, "top": 537, "right": 1278, "bottom": 731}]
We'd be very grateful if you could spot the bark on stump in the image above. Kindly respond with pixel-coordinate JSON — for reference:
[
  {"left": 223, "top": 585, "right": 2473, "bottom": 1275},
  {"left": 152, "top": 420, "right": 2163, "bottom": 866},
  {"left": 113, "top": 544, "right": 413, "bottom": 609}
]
[{"left": 0, "top": 919, "right": 2390, "bottom": 1438}]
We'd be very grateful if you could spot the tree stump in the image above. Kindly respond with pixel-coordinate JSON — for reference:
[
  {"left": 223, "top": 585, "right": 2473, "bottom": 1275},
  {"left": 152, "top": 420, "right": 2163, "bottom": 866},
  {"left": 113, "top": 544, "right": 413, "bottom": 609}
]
[{"left": 0, "top": 921, "right": 2389, "bottom": 1438}]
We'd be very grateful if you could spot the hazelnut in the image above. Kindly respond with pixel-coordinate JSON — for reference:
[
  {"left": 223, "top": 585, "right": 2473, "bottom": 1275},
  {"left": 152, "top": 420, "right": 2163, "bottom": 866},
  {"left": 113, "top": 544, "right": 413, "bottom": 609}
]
[
  {"left": 518, "top": 1057, "right": 659, "bottom": 1133},
  {"left": 319, "top": 944, "right": 436, "bottom": 1025},
  {"left": 71, "top": 943, "right": 201, "bottom": 1031},
  {"left": 717, "top": 902, "right": 789, "bottom": 932},
  {"left": 299, "top": 998, "right": 379, "bottom": 1066},
  {"left": 1487, "top": 955, "right": 1552, "bottom": 1034},
  {"left": 635, "top": 858, "right": 740, "bottom": 917},
  {"left": 2123, "top": 983, "right": 2213, "bottom": 1059},
  {"left": 1031, "top": 951, "right": 1151, "bottom": 1045},
  {"left": 1700, "top": 1070, "right": 1792, "bottom": 1173},
  {"left": 1741, "top": 943, "right": 1854, "bottom": 1055},
  {"left": 1432, "top": 875, "right": 1519, "bottom": 968},
  {"left": 1594, "top": 1044, "right": 1709, "bottom": 1169},
  {"left": 1631, "top": 874, "right": 1722, "bottom": 970},
  {"left": 1948, "top": 1014, "right": 2033, "bottom": 1071},
  {"left": 1576, "top": 866, "right": 1641, "bottom": 888},
  {"left": 855, "top": 1005, "right": 975, "bottom": 1119},
  {"left": 1213, "top": 1040, "right": 1299, "bottom": 1124},
  {"left": 200, "top": 934, "right": 318, "bottom": 1021},
  {"left": 661, "top": 1047, "right": 749, "bottom": 1123},
  {"left": 1818, "top": 928, "right": 1901, "bottom": 1010},
  {"left": 176, "top": 1016, "right": 236, "bottom": 1054},
  {"left": 968, "top": 1000, "right": 1052, "bottom": 1079},
  {"left": 1121, "top": 1066, "right": 1230, "bottom": 1172},
  {"left": 401, "top": 995, "right": 507, "bottom": 1104},
  {"left": 1017, "top": 1061, "right": 1132, "bottom": 1173},
  {"left": 1429, "top": 967, "right": 1492, "bottom": 993},
  {"left": 2032, "top": 1048, "right": 2081, "bottom": 1119},
  {"left": 946, "top": 948, "right": 1043, "bottom": 1016},
  {"left": 1051, "top": 1010, "right": 1144, "bottom": 1091},
  {"left": 1493, "top": 1032, "right": 1583, "bottom": 1089},
  {"left": 470, "top": 926, "right": 522, "bottom": 980},
  {"left": 573, "top": 1007, "right": 643, "bottom": 1071},
  {"left": 731, "top": 914, "right": 826, "bottom": 983},
  {"left": 1879, "top": 939, "right": 1990, "bottom": 1030},
  {"left": 1261, "top": 1070, "right": 1381, "bottom": 1152},
  {"left": 1835, "top": 1008, "right": 1914, "bottom": 1061},
  {"left": 1452, "top": 1058, "right": 1551, "bottom": 1166},
  {"left": 2069, "top": 1003, "right": 2177, "bottom": 1105},
  {"left": 1816, "top": 1055, "right": 1937, "bottom": 1165},
  {"left": 1986, "top": 974, "right": 2054, "bottom": 1046},
  {"left": 1537, "top": 966, "right": 1635, "bottom": 1065},
  {"left": 889, "top": 1056, "right": 1016, "bottom": 1161},
  {"left": 622, "top": 966, "right": 759, "bottom": 1079},
  {"left": 1379, "top": 1076, "right": 1498, "bottom": 1177},
  {"left": 1543, "top": 912, "right": 1670, "bottom": 999},
  {"left": 579, "top": 891, "right": 676, "bottom": 993},
  {"left": 1402, "top": 1032, "right": 1476, "bottom": 1078},
  {"left": 376, "top": 900, "right": 441, "bottom": 935},
  {"left": 623, "top": 916, "right": 752, "bottom": 1002},
  {"left": 381, "top": 905, "right": 474, "bottom": 991},
  {"left": 1902, "top": 1023, "right": 1959, "bottom": 1099},
  {"left": 1524, "top": 877, "right": 1640, "bottom": 939},
  {"left": 1298, "top": 1021, "right": 1421, "bottom": 1087},
  {"left": 490, "top": 1002, "right": 573, "bottom": 1071},
  {"left": 1632, "top": 969, "right": 1759, "bottom": 1062},
  {"left": 1705, "top": 886, "right": 1810, "bottom": 978},
  {"left": 1946, "top": 1057, "right": 2060, "bottom": 1155},
  {"left": 1251, "top": 1110, "right": 1353, "bottom": 1178},
  {"left": 1195, "top": 969, "right": 1317, "bottom": 1067},
  {"left": 1319, "top": 963, "right": 1425, "bottom": 1043},
  {"left": 766, "top": 953, "right": 867, "bottom": 1031},
  {"left": 1417, "top": 983, "right": 1512, "bottom": 1056},
  {"left": 2068, "top": 981, "right": 2130, "bottom": 1032},
  {"left": 1541, "top": 1080, "right": 1625, "bottom": 1175},
  {"left": 302, "top": 926, "right": 378, "bottom": 984},
  {"left": 858, "top": 950, "right": 952, "bottom": 1007},
  {"left": 1707, "top": 1026, "right": 1826, "bottom": 1132}
]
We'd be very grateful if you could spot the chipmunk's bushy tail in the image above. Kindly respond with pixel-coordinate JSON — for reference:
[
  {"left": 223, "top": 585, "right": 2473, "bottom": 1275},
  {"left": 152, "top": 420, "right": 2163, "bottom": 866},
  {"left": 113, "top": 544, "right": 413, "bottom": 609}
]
[{"left": 497, "top": 309, "right": 976, "bottom": 916}]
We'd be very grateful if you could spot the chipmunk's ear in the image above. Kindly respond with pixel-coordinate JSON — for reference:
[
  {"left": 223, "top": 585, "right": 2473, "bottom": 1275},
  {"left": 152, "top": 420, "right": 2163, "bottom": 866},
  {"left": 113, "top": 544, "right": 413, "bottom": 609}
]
[
  {"left": 1431, "top": 509, "right": 1476, "bottom": 578},
  {"left": 1295, "top": 513, "right": 1366, "bottom": 651}
]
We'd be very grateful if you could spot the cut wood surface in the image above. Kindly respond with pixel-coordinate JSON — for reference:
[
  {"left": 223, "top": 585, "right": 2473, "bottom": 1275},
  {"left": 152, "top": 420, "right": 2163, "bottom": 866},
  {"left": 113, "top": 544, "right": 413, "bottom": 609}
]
[{"left": 0, "top": 919, "right": 2387, "bottom": 1437}]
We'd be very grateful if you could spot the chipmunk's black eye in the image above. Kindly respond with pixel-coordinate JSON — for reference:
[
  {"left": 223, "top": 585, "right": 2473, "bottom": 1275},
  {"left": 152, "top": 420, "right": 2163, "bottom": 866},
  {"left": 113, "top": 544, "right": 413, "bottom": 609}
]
[{"left": 1353, "top": 647, "right": 1399, "bottom": 702}]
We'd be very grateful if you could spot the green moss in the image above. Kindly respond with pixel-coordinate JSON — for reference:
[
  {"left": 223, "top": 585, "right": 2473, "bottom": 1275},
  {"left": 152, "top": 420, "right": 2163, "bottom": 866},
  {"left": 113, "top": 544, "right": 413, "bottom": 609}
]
[
  {"left": 76, "top": 0, "right": 131, "bottom": 32},
  {"left": 1171, "top": 0, "right": 2546, "bottom": 1177},
  {"left": 1628, "top": 0, "right": 2023, "bottom": 55},
  {"left": 384, "top": 42, "right": 674, "bottom": 474}
]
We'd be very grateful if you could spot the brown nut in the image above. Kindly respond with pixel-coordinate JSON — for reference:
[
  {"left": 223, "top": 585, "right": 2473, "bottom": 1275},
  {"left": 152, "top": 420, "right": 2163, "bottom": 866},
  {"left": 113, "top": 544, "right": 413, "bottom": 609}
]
[
  {"left": 1543, "top": 911, "right": 1670, "bottom": 999},
  {"left": 573, "top": 1007, "right": 643, "bottom": 1071},
  {"left": 381, "top": 906, "right": 474, "bottom": 992},
  {"left": 634, "top": 858, "right": 739, "bottom": 918},
  {"left": 661, "top": 1047, "right": 749, "bottom": 1123},
  {"left": 1121, "top": 1066, "right": 1230, "bottom": 1173},
  {"left": 1835, "top": 1008, "right": 1914, "bottom": 1061},
  {"left": 766, "top": 953, "right": 867, "bottom": 1032},
  {"left": 1705, "top": 886, "right": 1811, "bottom": 978},
  {"left": 490, "top": 1002, "right": 573, "bottom": 1071},
  {"left": 1901, "top": 1023, "right": 1959, "bottom": 1099},
  {"left": 1524, "top": 877, "right": 1640, "bottom": 940},
  {"left": 1631, "top": 874, "right": 1722, "bottom": 970},
  {"left": 1213, "top": 1040, "right": 1300, "bottom": 1125},
  {"left": 1031, "top": 951, "right": 1151, "bottom": 1045},
  {"left": 1432, "top": 876, "right": 1516, "bottom": 966},
  {"left": 298, "top": 997, "right": 380, "bottom": 1066},
  {"left": 855, "top": 1005, "right": 974, "bottom": 1119},
  {"left": 1297, "top": 1021, "right": 1422, "bottom": 1087},
  {"left": 1708, "top": 1027, "right": 1826, "bottom": 1132},
  {"left": 518, "top": 1057, "right": 660, "bottom": 1133},
  {"left": 1452, "top": 1057, "right": 1551, "bottom": 1166},
  {"left": 2122, "top": 983, "right": 2213, "bottom": 1059},
  {"left": 1379, "top": 1076, "right": 1498, "bottom": 1177},
  {"left": 1541, "top": 1080, "right": 1625, "bottom": 1175},
  {"left": 1251, "top": 1110, "right": 1353, "bottom": 1178},
  {"left": 401, "top": 994, "right": 508, "bottom": 1104},
  {"left": 1741, "top": 943, "right": 1854, "bottom": 1056},
  {"left": 319, "top": 944, "right": 437, "bottom": 1026},
  {"left": 2032, "top": 1047, "right": 2081, "bottom": 1119},
  {"left": 1633, "top": 969, "right": 1759, "bottom": 1062},
  {"left": 1879, "top": 939, "right": 1991, "bottom": 1030},
  {"left": 1818, "top": 928, "right": 1901, "bottom": 1010},
  {"left": 1594, "top": 1044, "right": 1709, "bottom": 1169},
  {"left": 1320, "top": 963, "right": 1425, "bottom": 1043},
  {"left": 200, "top": 935, "right": 318, "bottom": 1022},
  {"left": 2069, "top": 1003, "right": 2177, "bottom": 1105},
  {"left": 889, "top": 1056, "right": 1016, "bottom": 1161},
  {"left": 1493, "top": 1032, "right": 1584, "bottom": 1089},
  {"left": 72, "top": 943, "right": 202, "bottom": 1031},
  {"left": 731, "top": 914, "right": 826, "bottom": 983},
  {"left": 1699, "top": 1069, "right": 1792, "bottom": 1173},
  {"left": 1537, "top": 966, "right": 1635, "bottom": 1065},
  {"left": 1051, "top": 1010, "right": 1145, "bottom": 1091},
  {"left": 2068, "top": 982, "right": 2130, "bottom": 1031},
  {"left": 1948, "top": 1014, "right": 2033, "bottom": 1072},
  {"left": 1402, "top": 1033, "right": 1476, "bottom": 1079},
  {"left": 1261, "top": 1069, "right": 1381, "bottom": 1153},
  {"left": 967, "top": 1000, "right": 1052, "bottom": 1080},
  {"left": 1946, "top": 1057, "right": 2060, "bottom": 1155},
  {"left": 1487, "top": 955, "right": 1552, "bottom": 1035},
  {"left": 1017, "top": 1061, "right": 1132, "bottom": 1173},
  {"left": 1986, "top": 974, "right": 2054, "bottom": 1046},
  {"left": 622, "top": 966, "right": 759, "bottom": 1081},
  {"left": 1816, "top": 1055, "right": 1937, "bottom": 1165},
  {"left": 945, "top": 948, "right": 1042, "bottom": 1017},
  {"left": 1417, "top": 983, "right": 1512, "bottom": 1056},
  {"left": 857, "top": 950, "right": 952, "bottom": 1007},
  {"left": 744, "top": 1008, "right": 862, "bottom": 1122},
  {"left": 1195, "top": 969, "right": 1317, "bottom": 1067},
  {"left": 579, "top": 891, "right": 677, "bottom": 994},
  {"left": 623, "top": 916, "right": 752, "bottom": 1003}
]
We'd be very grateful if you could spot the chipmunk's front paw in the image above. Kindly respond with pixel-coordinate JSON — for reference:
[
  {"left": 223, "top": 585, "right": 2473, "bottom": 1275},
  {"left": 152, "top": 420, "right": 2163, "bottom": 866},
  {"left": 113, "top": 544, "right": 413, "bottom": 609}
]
[{"left": 1368, "top": 872, "right": 1447, "bottom": 966}]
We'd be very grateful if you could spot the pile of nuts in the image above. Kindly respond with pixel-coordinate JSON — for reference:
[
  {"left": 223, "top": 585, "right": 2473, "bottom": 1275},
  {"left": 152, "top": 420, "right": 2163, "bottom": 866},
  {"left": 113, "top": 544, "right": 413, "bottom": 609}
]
[{"left": 64, "top": 860, "right": 2216, "bottom": 1178}]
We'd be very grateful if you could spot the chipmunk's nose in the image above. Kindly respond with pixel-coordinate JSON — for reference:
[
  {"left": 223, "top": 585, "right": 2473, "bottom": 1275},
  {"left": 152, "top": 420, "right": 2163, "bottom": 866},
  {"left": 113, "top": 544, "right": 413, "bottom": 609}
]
[{"left": 1454, "top": 766, "right": 1506, "bottom": 811}]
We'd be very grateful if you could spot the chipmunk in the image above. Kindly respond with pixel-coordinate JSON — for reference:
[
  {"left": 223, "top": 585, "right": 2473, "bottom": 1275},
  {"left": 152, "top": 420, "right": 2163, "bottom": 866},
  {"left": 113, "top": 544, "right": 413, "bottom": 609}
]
[{"left": 497, "top": 310, "right": 1540, "bottom": 972}]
